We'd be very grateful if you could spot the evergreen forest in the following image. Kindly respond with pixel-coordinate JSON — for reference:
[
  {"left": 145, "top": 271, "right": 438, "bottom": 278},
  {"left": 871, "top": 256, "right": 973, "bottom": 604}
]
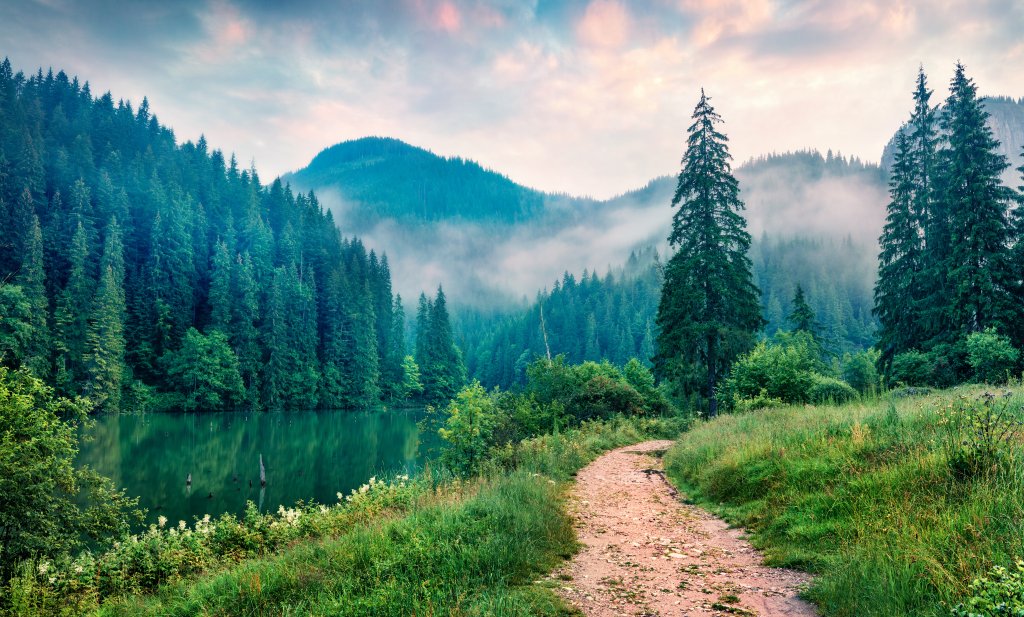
[{"left": 0, "top": 59, "right": 464, "bottom": 412}]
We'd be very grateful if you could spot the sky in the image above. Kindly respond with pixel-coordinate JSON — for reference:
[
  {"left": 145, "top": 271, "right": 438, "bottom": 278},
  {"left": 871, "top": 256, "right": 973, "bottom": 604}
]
[{"left": 3, "top": 0, "right": 1023, "bottom": 199}]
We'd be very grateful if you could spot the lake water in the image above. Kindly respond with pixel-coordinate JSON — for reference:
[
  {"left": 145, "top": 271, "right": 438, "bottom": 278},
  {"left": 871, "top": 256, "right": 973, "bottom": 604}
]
[{"left": 76, "top": 408, "right": 433, "bottom": 527}]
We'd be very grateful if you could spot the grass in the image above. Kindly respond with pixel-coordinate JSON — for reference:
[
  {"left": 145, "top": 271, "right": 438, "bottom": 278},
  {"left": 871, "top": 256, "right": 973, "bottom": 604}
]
[
  {"left": 663, "top": 386, "right": 1024, "bottom": 616},
  {"left": 90, "top": 415, "right": 687, "bottom": 616}
]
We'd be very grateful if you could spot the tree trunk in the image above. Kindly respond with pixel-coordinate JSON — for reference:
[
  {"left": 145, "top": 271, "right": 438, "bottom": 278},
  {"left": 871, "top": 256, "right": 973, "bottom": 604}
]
[{"left": 706, "top": 333, "right": 718, "bottom": 417}]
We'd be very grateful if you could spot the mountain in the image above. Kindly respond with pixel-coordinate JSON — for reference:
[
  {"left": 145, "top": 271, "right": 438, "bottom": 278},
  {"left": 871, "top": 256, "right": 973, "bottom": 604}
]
[
  {"left": 284, "top": 137, "right": 565, "bottom": 226},
  {"left": 881, "top": 95, "right": 1024, "bottom": 184}
]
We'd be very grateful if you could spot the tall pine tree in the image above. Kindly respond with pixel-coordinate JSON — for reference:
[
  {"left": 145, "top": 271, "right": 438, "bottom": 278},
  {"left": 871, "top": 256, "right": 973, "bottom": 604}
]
[
  {"left": 654, "top": 90, "right": 763, "bottom": 416},
  {"left": 875, "top": 131, "right": 924, "bottom": 367},
  {"left": 939, "top": 63, "right": 1018, "bottom": 340}
]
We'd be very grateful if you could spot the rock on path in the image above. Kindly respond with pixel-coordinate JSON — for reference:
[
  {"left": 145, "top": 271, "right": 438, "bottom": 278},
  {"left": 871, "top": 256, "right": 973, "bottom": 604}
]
[{"left": 555, "top": 440, "right": 817, "bottom": 617}]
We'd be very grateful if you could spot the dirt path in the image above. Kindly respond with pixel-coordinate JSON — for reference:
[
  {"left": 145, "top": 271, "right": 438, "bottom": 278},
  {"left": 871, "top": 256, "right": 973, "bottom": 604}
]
[{"left": 554, "top": 440, "right": 817, "bottom": 617}]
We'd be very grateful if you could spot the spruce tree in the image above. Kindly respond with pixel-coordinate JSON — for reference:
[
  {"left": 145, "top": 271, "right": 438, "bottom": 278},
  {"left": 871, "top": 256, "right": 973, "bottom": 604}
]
[
  {"left": 84, "top": 219, "right": 126, "bottom": 410},
  {"left": 875, "top": 131, "right": 924, "bottom": 367},
  {"left": 788, "top": 284, "right": 818, "bottom": 336},
  {"left": 17, "top": 215, "right": 49, "bottom": 377},
  {"left": 54, "top": 220, "right": 91, "bottom": 385},
  {"left": 654, "top": 90, "right": 763, "bottom": 416},
  {"left": 208, "top": 240, "right": 232, "bottom": 332},
  {"left": 939, "top": 63, "right": 1018, "bottom": 340}
]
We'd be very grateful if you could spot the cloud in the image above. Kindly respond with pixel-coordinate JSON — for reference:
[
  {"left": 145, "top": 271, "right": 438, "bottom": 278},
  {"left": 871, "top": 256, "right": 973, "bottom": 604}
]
[{"left": 0, "top": 0, "right": 1021, "bottom": 200}]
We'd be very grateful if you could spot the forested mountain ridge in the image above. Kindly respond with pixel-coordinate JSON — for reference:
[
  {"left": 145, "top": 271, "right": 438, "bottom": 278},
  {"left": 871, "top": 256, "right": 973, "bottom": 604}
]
[
  {"left": 0, "top": 60, "right": 464, "bottom": 411},
  {"left": 284, "top": 136, "right": 560, "bottom": 225}
]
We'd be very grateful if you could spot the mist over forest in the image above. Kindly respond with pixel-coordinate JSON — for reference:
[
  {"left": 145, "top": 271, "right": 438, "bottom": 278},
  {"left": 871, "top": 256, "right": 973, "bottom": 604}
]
[{"left": 287, "top": 139, "right": 892, "bottom": 308}]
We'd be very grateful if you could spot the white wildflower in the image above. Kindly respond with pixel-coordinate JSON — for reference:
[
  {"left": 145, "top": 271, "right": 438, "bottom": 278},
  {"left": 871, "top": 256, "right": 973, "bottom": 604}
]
[
  {"left": 157, "top": 515, "right": 168, "bottom": 528},
  {"left": 37, "top": 562, "right": 49, "bottom": 575},
  {"left": 178, "top": 520, "right": 187, "bottom": 530},
  {"left": 73, "top": 565, "right": 84, "bottom": 574}
]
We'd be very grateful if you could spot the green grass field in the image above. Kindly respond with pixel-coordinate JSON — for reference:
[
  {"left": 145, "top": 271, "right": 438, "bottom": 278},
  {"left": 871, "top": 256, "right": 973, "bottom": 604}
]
[{"left": 664, "top": 387, "right": 1024, "bottom": 616}]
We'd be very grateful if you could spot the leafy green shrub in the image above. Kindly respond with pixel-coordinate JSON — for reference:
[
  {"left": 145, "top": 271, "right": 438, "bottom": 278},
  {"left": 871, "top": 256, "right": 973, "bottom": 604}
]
[
  {"left": 731, "top": 390, "right": 787, "bottom": 413},
  {"left": 0, "top": 367, "right": 140, "bottom": 588},
  {"left": 966, "top": 328, "right": 1020, "bottom": 384},
  {"left": 939, "top": 392, "right": 1023, "bottom": 481},
  {"left": 890, "top": 350, "right": 932, "bottom": 387},
  {"left": 951, "top": 559, "right": 1024, "bottom": 616},
  {"left": 842, "top": 349, "right": 881, "bottom": 395},
  {"left": 808, "top": 374, "right": 859, "bottom": 404},
  {"left": 722, "top": 331, "right": 856, "bottom": 408},
  {"left": 438, "top": 381, "right": 497, "bottom": 475}
]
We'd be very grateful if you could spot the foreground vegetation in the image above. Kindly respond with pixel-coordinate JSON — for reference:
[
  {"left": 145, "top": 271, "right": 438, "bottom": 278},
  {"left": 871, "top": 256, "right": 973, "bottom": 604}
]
[
  {"left": 2, "top": 357, "right": 686, "bottom": 616},
  {"left": 664, "top": 387, "right": 1024, "bottom": 616}
]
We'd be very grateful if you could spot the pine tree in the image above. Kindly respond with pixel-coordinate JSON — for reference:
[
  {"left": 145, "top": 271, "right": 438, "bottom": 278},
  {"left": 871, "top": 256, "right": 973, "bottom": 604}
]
[
  {"left": 419, "top": 287, "right": 466, "bottom": 403},
  {"left": 231, "top": 252, "right": 261, "bottom": 407},
  {"left": 654, "top": 90, "right": 763, "bottom": 416},
  {"left": 54, "top": 220, "right": 91, "bottom": 386},
  {"left": 208, "top": 240, "right": 232, "bottom": 332},
  {"left": 84, "top": 218, "right": 126, "bottom": 410},
  {"left": 874, "top": 131, "right": 925, "bottom": 367},
  {"left": 788, "top": 284, "right": 818, "bottom": 336},
  {"left": 17, "top": 215, "right": 49, "bottom": 377},
  {"left": 939, "top": 63, "right": 1018, "bottom": 340}
]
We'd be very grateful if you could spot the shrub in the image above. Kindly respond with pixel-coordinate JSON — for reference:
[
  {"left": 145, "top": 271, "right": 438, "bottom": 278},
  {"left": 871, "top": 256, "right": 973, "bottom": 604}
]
[
  {"left": 807, "top": 374, "right": 858, "bottom": 405},
  {"left": 890, "top": 350, "right": 932, "bottom": 387},
  {"left": 951, "top": 559, "right": 1024, "bottom": 617},
  {"left": 438, "top": 381, "right": 498, "bottom": 475},
  {"left": 0, "top": 367, "right": 140, "bottom": 587},
  {"left": 966, "top": 328, "right": 1020, "bottom": 384},
  {"left": 939, "top": 392, "right": 1023, "bottom": 481},
  {"left": 722, "top": 331, "right": 857, "bottom": 408},
  {"left": 842, "top": 349, "right": 881, "bottom": 395}
]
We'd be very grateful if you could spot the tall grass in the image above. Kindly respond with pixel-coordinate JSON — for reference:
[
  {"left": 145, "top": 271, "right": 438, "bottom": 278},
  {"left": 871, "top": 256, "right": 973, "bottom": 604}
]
[{"left": 663, "top": 387, "right": 1024, "bottom": 616}]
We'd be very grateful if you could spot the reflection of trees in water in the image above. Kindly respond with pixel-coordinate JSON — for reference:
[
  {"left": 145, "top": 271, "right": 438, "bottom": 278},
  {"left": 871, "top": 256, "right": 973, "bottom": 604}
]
[{"left": 77, "top": 408, "right": 427, "bottom": 526}]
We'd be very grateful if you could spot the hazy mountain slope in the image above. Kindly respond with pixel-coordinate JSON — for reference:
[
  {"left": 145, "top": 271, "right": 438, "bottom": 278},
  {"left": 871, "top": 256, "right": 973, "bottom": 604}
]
[{"left": 287, "top": 140, "right": 888, "bottom": 307}]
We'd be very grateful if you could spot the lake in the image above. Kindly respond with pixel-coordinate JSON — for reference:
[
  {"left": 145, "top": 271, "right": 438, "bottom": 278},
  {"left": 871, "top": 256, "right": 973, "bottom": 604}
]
[{"left": 76, "top": 408, "right": 434, "bottom": 527}]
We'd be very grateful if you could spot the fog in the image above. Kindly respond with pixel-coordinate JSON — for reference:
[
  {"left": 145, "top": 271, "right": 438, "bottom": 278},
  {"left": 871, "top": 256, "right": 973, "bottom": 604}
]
[{"left": 314, "top": 153, "right": 890, "bottom": 310}]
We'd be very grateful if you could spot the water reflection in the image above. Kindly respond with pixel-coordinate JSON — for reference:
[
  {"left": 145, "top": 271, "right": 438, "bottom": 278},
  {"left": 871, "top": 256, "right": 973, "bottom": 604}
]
[{"left": 77, "top": 408, "right": 431, "bottom": 526}]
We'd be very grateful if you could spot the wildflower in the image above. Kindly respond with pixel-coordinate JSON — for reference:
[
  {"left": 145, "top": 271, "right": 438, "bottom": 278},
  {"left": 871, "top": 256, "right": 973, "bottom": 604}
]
[
  {"left": 337, "top": 491, "right": 344, "bottom": 501},
  {"left": 158, "top": 515, "right": 168, "bottom": 528},
  {"left": 178, "top": 520, "right": 187, "bottom": 530},
  {"left": 37, "top": 562, "right": 49, "bottom": 575},
  {"left": 73, "top": 565, "right": 84, "bottom": 574},
  {"left": 202, "top": 514, "right": 211, "bottom": 524}
]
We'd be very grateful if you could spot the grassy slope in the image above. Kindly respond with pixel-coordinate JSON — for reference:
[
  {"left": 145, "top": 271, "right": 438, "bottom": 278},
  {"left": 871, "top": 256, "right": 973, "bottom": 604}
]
[
  {"left": 664, "top": 388, "right": 1024, "bottom": 616},
  {"left": 100, "top": 416, "right": 685, "bottom": 616}
]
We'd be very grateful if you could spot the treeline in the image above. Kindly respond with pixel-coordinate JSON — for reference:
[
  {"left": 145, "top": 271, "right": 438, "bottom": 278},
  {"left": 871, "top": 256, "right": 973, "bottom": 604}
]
[
  {"left": 459, "top": 235, "right": 878, "bottom": 390},
  {"left": 875, "top": 64, "right": 1024, "bottom": 386},
  {"left": 755, "top": 234, "right": 877, "bottom": 352},
  {"left": 0, "top": 59, "right": 462, "bottom": 411},
  {"left": 458, "top": 248, "right": 662, "bottom": 389}
]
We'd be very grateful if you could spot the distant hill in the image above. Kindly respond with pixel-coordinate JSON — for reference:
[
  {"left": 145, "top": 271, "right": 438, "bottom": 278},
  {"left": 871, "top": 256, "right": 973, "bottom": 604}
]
[
  {"left": 881, "top": 96, "right": 1024, "bottom": 185},
  {"left": 284, "top": 137, "right": 556, "bottom": 226}
]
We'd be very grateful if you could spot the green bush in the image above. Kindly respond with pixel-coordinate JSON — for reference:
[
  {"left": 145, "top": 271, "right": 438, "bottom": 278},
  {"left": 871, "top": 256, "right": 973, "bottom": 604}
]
[
  {"left": 722, "top": 331, "right": 856, "bottom": 409},
  {"left": 842, "top": 349, "right": 881, "bottom": 395},
  {"left": 966, "top": 329, "right": 1020, "bottom": 384},
  {"left": 890, "top": 350, "right": 932, "bottom": 387},
  {"left": 807, "top": 374, "right": 858, "bottom": 405},
  {"left": 951, "top": 559, "right": 1024, "bottom": 617},
  {"left": 939, "top": 392, "right": 1022, "bottom": 482}
]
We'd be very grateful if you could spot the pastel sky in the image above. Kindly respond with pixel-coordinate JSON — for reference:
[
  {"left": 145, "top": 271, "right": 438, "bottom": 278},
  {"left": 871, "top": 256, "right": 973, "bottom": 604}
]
[{"left": 3, "top": 0, "right": 1023, "bottom": 198}]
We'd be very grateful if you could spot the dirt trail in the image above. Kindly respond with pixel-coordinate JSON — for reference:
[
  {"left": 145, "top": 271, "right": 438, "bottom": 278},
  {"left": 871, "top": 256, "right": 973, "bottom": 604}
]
[{"left": 554, "top": 440, "right": 817, "bottom": 617}]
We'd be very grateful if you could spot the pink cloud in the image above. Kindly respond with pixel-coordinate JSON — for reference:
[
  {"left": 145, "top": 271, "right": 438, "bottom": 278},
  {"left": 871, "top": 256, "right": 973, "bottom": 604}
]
[
  {"left": 435, "top": 1, "right": 461, "bottom": 33},
  {"left": 577, "top": 0, "right": 632, "bottom": 48}
]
